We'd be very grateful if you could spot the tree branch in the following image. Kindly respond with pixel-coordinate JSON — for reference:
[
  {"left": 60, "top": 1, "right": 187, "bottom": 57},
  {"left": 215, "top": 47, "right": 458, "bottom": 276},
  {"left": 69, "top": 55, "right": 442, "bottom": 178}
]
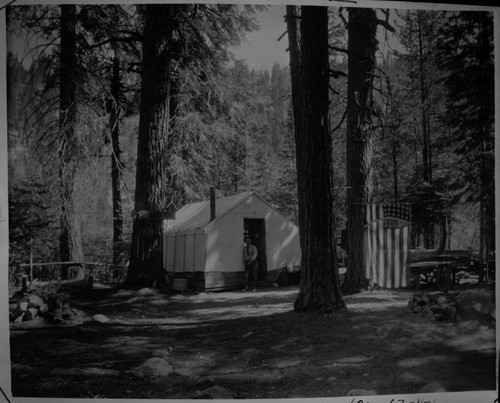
[
  {"left": 86, "top": 35, "right": 142, "bottom": 49},
  {"left": 329, "top": 69, "right": 347, "bottom": 79},
  {"left": 331, "top": 105, "right": 348, "bottom": 133},
  {"left": 376, "top": 18, "right": 396, "bottom": 33}
]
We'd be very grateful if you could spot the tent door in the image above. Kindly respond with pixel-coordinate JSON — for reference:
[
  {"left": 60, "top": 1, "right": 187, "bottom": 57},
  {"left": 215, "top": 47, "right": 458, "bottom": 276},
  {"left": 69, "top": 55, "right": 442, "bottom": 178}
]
[{"left": 244, "top": 218, "right": 267, "bottom": 281}]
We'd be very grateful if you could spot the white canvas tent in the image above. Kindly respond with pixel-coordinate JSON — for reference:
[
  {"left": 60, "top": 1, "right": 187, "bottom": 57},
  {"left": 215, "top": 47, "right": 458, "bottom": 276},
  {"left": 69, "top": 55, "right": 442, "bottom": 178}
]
[{"left": 162, "top": 192, "right": 301, "bottom": 290}]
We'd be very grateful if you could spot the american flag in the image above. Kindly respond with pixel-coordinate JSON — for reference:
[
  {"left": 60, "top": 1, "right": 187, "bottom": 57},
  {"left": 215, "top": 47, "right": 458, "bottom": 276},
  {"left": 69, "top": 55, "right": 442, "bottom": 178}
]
[
  {"left": 365, "top": 203, "right": 411, "bottom": 224},
  {"left": 363, "top": 204, "right": 411, "bottom": 288}
]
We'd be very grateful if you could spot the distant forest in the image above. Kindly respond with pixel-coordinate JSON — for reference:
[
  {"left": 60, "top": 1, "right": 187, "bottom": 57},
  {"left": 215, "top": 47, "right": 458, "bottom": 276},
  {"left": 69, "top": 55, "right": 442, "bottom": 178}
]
[{"left": 6, "top": 5, "right": 494, "bottom": 270}]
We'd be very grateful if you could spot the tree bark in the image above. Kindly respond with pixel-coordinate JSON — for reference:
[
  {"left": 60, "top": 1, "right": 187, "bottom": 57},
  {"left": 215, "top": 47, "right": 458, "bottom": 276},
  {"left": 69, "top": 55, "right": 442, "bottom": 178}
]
[
  {"left": 417, "top": 12, "right": 434, "bottom": 249},
  {"left": 110, "top": 45, "right": 124, "bottom": 266},
  {"left": 437, "top": 214, "right": 447, "bottom": 253},
  {"left": 342, "top": 8, "right": 378, "bottom": 294},
  {"left": 125, "top": 4, "right": 174, "bottom": 287},
  {"left": 287, "top": 5, "right": 344, "bottom": 313},
  {"left": 58, "top": 4, "right": 83, "bottom": 277},
  {"left": 391, "top": 139, "right": 399, "bottom": 204}
]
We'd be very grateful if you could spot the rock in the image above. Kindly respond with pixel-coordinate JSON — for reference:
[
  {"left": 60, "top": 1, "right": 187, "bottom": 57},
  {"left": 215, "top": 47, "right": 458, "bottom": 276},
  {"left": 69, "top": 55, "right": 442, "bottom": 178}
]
[
  {"left": 136, "top": 288, "right": 157, "bottom": 296},
  {"left": 436, "top": 295, "right": 448, "bottom": 306},
  {"left": 455, "top": 289, "right": 495, "bottom": 324},
  {"left": 17, "top": 300, "right": 28, "bottom": 312},
  {"left": 23, "top": 309, "right": 34, "bottom": 321},
  {"left": 92, "top": 314, "right": 110, "bottom": 323},
  {"left": 421, "top": 305, "right": 435, "bottom": 320},
  {"left": 238, "top": 348, "right": 263, "bottom": 365},
  {"left": 152, "top": 349, "right": 170, "bottom": 359},
  {"left": 134, "top": 358, "right": 172, "bottom": 379},
  {"left": 38, "top": 303, "right": 49, "bottom": 314},
  {"left": 13, "top": 313, "right": 25, "bottom": 323},
  {"left": 346, "top": 389, "right": 377, "bottom": 396},
  {"left": 418, "top": 382, "right": 446, "bottom": 393},
  {"left": 53, "top": 308, "right": 63, "bottom": 322},
  {"left": 399, "top": 372, "right": 422, "bottom": 383},
  {"left": 61, "top": 307, "right": 76, "bottom": 320},
  {"left": 442, "top": 305, "right": 457, "bottom": 321},
  {"left": 68, "top": 265, "right": 85, "bottom": 280},
  {"left": 326, "top": 376, "right": 337, "bottom": 384},
  {"left": 376, "top": 323, "right": 398, "bottom": 337},
  {"left": 194, "top": 385, "right": 234, "bottom": 399},
  {"left": 125, "top": 296, "right": 147, "bottom": 304},
  {"left": 27, "top": 294, "right": 44, "bottom": 308}
]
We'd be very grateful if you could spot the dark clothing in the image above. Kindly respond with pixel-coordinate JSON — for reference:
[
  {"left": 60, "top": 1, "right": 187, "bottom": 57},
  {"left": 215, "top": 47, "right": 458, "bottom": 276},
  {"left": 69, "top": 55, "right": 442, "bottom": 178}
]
[{"left": 243, "top": 242, "right": 258, "bottom": 290}]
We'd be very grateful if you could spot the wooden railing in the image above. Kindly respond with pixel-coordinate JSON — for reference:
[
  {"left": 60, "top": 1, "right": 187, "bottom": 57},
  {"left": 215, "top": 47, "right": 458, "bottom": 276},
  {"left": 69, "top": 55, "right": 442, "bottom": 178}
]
[{"left": 16, "top": 261, "right": 127, "bottom": 290}]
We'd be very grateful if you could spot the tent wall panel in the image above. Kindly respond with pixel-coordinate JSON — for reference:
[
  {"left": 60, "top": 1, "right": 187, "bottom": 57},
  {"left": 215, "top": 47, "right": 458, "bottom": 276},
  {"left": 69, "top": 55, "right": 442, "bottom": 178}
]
[
  {"left": 164, "top": 235, "right": 176, "bottom": 271},
  {"left": 174, "top": 235, "right": 185, "bottom": 272},
  {"left": 184, "top": 234, "right": 195, "bottom": 271},
  {"left": 194, "top": 233, "right": 206, "bottom": 271},
  {"left": 205, "top": 271, "right": 243, "bottom": 290},
  {"left": 205, "top": 219, "right": 244, "bottom": 273}
]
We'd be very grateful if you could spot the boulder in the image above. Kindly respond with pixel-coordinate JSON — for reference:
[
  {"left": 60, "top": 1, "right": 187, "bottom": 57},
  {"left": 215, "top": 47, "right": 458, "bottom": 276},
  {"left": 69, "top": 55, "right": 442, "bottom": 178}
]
[
  {"left": 152, "top": 349, "right": 171, "bottom": 359},
  {"left": 134, "top": 358, "right": 172, "bottom": 379},
  {"left": 455, "top": 289, "right": 495, "bottom": 324},
  {"left": 194, "top": 385, "right": 234, "bottom": 399},
  {"left": 17, "top": 300, "right": 28, "bottom": 312},
  {"left": 27, "top": 294, "right": 44, "bottom": 308},
  {"left": 38, "top": 303, "right": 49, "bottom": 314},
  {"left": 376, "top": 323, "right": 399, "bottom": 337},
  {"left": 23, "top": 309, "right": 34, "bottom": 321},
  {"left": 13, "top": 313, "right": 25, "bottom": 323},
  {"left": 61, "top": 307, "right": 77, "bottom": 320},
  {"left": 136, "top": 288, "right": 157, "bottom": 296},
  {"left": 92, "top": 314, "right": 110, "bottom": 323},
  {"left": 238, "top": 348, "right": 264, "bottom": 365},
  {"left": 399, "top": 372, "right": 422, "bottom": 383},
  {"left": 68, "top": 265, "right": 85, "bottom": 280}
]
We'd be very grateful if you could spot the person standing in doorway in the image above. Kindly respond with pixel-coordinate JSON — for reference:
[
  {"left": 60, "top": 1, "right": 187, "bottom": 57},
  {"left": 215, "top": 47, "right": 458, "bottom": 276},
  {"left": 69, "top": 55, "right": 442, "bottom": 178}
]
[{"left": 243, "top": 237, "right": 258, "bottom": 292}]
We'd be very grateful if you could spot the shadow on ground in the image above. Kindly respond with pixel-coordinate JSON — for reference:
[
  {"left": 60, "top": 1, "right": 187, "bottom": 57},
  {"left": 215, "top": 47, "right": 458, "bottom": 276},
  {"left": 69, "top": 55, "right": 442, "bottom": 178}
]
[{"left": 9, "top": 284, "right": 496, "bottom": 399}]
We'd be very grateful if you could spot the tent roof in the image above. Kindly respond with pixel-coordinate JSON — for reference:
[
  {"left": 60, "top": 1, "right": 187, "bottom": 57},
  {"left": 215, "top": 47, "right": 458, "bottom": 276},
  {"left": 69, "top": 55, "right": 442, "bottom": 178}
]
[{"left": 165, "top": 191, "right": 255, "bottom": 233}]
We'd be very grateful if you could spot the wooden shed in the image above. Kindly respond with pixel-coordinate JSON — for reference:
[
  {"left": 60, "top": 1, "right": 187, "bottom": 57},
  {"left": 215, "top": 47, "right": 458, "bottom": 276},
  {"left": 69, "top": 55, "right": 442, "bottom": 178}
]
[{"left": 162, "top": 192, "right": 301, "bottom": 290}]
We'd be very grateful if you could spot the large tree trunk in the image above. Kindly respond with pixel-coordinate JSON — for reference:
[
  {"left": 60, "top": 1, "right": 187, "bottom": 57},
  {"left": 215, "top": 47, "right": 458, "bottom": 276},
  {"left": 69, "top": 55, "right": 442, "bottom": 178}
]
[
  {"left": 342, "top": 8, "right": 378, "bottom": 294},
  {"left": 417, "top": 12, "right": 434, "bottom": 249},
  {"left": 110, "top": 45, "right": 124, "bottom": 266},
  {"left": 125, "top": 4, "right": 173, "bottom": 287},
  {"left": 58, "top": 4, "right": 83, "bottom": 278},
  {"left": 391, "top": 139, "right": 399, "bottom": 204},
  {"left": 287, "top": 5, "right": 344, "bottom": 313},
  {"left": 478, "top": 12, "right": 494, "bottom": 277},
  {"left": 437, "top": 214, "right": 447, "bottom": 254}
]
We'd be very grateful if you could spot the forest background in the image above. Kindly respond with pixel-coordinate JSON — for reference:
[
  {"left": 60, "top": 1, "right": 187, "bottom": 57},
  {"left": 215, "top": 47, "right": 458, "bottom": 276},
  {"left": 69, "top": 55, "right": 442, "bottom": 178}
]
[{"left": 4, "top": 3, "right": 495, "bottom": 283}]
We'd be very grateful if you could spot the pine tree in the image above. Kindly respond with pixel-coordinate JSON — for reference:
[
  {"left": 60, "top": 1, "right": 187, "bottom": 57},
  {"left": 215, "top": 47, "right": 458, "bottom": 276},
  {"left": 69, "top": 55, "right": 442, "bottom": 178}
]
[
  {"left": 287, "top": 5, "right": 345, "bottom": 313},
  {"left": 435, "top": 11, "right": 494, "bottom": 260},
  {"left": 342, "top": 8, "right": 379, "bottom": 294}
]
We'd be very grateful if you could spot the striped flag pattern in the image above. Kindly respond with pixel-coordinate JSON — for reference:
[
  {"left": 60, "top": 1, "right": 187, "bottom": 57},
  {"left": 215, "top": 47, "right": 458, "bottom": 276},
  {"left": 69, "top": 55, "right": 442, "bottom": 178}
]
[{"left": 363, "top": 204, "right": 411, "bottom": 288}]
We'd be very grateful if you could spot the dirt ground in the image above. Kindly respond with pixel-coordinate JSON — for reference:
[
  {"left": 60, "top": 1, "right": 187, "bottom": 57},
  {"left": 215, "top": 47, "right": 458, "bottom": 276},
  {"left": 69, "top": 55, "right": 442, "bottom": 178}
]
[{"left": 9, "top": 282, "right": 497, "bottom": 400}]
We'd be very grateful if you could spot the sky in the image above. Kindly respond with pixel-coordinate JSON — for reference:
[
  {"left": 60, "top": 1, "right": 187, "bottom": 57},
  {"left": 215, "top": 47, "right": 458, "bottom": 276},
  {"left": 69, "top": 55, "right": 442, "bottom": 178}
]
[
  {"left": 229, "top": 5, "right": 404, "bottom": 73},
  {"left": 230, "top": 5, "right": 290, "bottom": 72}
]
